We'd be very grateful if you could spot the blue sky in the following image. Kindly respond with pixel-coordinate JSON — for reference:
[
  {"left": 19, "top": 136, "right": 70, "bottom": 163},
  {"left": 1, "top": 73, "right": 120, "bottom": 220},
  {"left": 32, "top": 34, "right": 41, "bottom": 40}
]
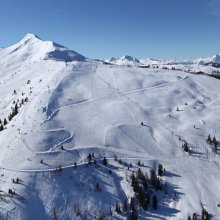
[{"left": 0, "top": 0, "right": 220, "bottom": 59}]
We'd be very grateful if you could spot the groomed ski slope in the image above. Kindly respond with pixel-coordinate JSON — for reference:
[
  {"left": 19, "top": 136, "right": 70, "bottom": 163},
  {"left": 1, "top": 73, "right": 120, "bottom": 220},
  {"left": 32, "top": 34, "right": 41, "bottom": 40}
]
[{"left": 0, "top": 34, "right": 219, "bottom": 219}]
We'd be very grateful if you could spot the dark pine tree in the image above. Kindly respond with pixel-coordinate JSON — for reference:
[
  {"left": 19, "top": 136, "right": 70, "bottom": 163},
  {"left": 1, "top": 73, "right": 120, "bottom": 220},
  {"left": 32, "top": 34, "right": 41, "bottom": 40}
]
[
  {"left": 115, "top": 201, "right": 121, "bottom": 214},
  {"left": 207, "top": 134, "right": 212, "bottom": 144},
  {"left": 14, "top": 103, "right": 18, "bottom": 115},
  {"left": 130, "top": 197, "right": 138, "bottom": 220},
  {"left": 123, "top": 199, "right": 128, "bottom": 212},
  {"left": 0, "top": 124, "right": 4, "bottom": 131},
  {"left": 3, "top": 118, "right": 7, "bottom": 126},
  {"left": 103, "top": 157, "right": 107, "bottom": 165},
  {"left": 152, "top": 195, "right": 158, "bottom": 210},
  {"left": 158, "top": 164, "right": 163, "bottom": 176}
]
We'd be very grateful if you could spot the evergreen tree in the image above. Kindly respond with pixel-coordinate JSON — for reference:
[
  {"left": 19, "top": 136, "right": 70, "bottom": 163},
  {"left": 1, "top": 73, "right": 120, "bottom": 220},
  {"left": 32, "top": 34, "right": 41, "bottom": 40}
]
[
  {"left": 129, "top": 197, "right": 138, "bottom": 220},
  {"left": 213, "top": 136, "right": 217, "bottom": 149},
  {"left": 130, "top": 197, "right": 135, "bottom": 211},
  {"left": 123, "top": 199, "right": 128, "bottom": 211},
  {"left": 130, "top": 210, "right": 138, "bottom": 220},
  {"left": 0, "top": 124, "right": 4, "bottom": 131},
  {"left": 182, "top": 143, "right": 189, "bottom": 152},
  {"left": 131, "top": 173, "right": 139, "bottom": 193},
  {"left": 3, "top": 118, "right": 7, "bottom": 126},
  {"left": 95, "top": 182, "right": 101, "bottom": 192},
  {"left": 109, "top": 207, "right": 113, "bottom": 216},
  {"left": 207, "top": 134, "right": 212, "bottom": 144},
  {"left": 103, "top": 157, "right": 107, "bottom": 165},
  {"left": 137, "top": 187, "right": 144, "bottom": 207},
  {"left": 52, "top": 208, "right": 58, "bottom": 220},
  {"left": 152, "top": 195, "right": 158, "bottom": 210},
  {"left": 150, "top": 170, "right": 157, "bottom": 186},
  {"left": 8, "top": 114, "right": 12, "bottom": 121},
  {"left": 115, "top": 202, "right": 121, "bottom": 214},
  {"left": 158, "top": 164, "right": 163, "bottom": 176},
  {"left": 87, "top": 153, "right": 92, "bottom": 164},
  {"left": 201, "top": 208, "right": 209, "bottom": 220},
  {"left": 14, "top": 103, "right": 18, "bottom": 115}
]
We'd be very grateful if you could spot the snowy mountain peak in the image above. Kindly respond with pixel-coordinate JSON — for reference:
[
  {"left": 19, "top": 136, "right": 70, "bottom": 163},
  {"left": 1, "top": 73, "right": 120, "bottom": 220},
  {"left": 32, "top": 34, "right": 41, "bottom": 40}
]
[
  {"left": 120, "top": 55, "right": 140, "bottom": 63},
  {"left": 18, "top": 33, "right": 41, "bottom": 45},
  {"left": 22, "top": 33, "right": 40, "bottom": 40},
  {"left": 0, "top": 33, "right": 85, "bottom": 64}
]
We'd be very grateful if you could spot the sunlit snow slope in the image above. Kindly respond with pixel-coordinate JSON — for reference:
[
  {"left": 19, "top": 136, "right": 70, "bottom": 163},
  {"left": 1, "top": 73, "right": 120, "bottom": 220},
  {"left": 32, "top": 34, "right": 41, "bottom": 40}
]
[{"left": 0, "top": 34, "right": 219, "bottom": 220}]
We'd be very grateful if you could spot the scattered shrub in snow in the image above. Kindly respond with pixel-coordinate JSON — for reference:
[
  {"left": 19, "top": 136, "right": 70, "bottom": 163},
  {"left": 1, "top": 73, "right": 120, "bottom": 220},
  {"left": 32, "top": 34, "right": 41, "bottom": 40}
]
[{"left": 182, "top": 142, "right": 189, "bottom": 152}]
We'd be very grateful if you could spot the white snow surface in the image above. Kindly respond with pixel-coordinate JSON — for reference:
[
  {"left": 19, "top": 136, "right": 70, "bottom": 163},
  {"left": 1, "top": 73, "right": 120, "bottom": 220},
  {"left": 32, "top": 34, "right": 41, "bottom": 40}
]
[{"left": 0, "top": 34, "right": 220, "bottom": 219}]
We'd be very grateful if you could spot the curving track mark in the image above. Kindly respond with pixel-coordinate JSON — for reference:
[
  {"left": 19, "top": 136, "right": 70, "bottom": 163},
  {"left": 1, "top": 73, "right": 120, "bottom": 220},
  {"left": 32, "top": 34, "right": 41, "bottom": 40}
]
[
  {"left": 21, "top": 130, "right": 73, "bottom": 154},
  {"left": 0, "top": 156, "right": 151, "bottom": 173}
]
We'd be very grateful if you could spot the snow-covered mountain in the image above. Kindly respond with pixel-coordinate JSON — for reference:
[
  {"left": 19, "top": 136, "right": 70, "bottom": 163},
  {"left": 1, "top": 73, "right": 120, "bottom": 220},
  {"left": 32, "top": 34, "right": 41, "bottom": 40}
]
[
  {"left": 0, "top": 34, "right": 220, "bottom": 220},
  {"left": 0, "top": 33, "right": 85, "bottom": 66}
]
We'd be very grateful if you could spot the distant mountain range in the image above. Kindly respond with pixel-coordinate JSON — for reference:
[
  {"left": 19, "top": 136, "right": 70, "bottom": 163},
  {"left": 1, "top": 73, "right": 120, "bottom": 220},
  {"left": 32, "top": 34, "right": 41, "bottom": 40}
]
[{"left": 105, "top": 54, "right": 220, "bottom": 67}]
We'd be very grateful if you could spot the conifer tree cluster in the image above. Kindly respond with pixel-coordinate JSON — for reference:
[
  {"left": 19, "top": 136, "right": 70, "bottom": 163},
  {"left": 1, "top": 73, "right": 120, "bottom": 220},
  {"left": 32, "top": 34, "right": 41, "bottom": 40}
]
[
  {"left": 0, "top": 96, "right": 29, "bottom": 132},
  {"left": 130, "top": 166, "right": 164, "bottom": 214},
  {"left": 188, "top": 207, "right": 210, "bottom": 220}
]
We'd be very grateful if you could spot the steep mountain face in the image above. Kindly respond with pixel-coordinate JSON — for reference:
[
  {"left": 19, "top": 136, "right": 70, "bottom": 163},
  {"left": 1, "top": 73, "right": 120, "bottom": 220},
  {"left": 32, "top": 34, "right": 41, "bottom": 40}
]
[{"left": 0, "top": 34, "right": 220, "bottom": 220}]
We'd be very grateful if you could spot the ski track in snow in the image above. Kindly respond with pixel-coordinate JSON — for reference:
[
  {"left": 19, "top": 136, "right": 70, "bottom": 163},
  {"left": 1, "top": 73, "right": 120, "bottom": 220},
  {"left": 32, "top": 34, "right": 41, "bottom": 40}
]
[{"left": 0, "top": 156, "right": 151, "bottom": 173}]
